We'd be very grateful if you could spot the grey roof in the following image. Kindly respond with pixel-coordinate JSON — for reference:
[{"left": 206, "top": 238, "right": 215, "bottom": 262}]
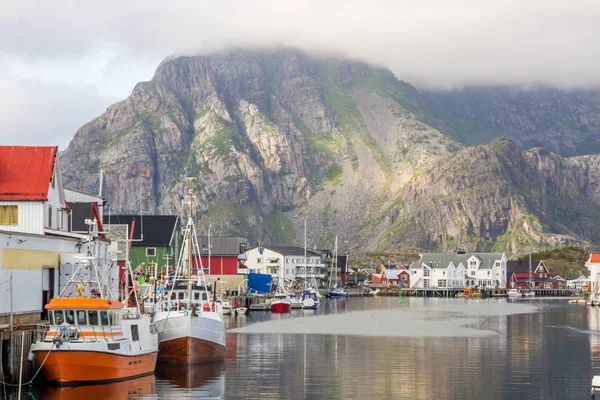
[
  {"left": 418, "top": 252, "right": 505, "bottom": 270},
  {"left": 261, "top": 246, "right": 321, "bottom": 257},
  {"left": 507, "top": 259, "right": 544, "bottom": 274},
  {"left": 197, "top": 236, "right": 248, "bottom": 256}
]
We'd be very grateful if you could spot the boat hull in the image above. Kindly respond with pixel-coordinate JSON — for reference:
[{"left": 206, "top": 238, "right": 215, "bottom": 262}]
[
  {"left": 153, "top": 311, "right": 225, "bottom": 364},
  {"left": 270, "top": 302, "right": 291, "bottom": 313},
  {"left": 329, "top": 292, "right": 346, "bottom": 297},
  {"left": 32, "top": 350, "right": 157, "bottom": 386},
  {"left": 157, "top": 335, "right": 225, "bottom": 364}
]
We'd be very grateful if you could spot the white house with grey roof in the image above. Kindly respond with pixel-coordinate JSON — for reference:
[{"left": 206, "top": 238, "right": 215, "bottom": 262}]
[
  {"left": 244, "top": 245, "right": 326, "bottom": 286},
  {"left": 409, "top": 251, "right": 508, "bottom": 289}
]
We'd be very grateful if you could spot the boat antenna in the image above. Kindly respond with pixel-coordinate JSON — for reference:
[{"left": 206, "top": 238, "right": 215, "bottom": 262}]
[{"left": 304, "top": 217, "right": 307, "bottom": 290}]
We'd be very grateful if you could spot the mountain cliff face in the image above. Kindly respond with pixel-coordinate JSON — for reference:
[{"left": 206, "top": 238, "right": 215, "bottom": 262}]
[
  {"left": 61, "top": 49, "right": 600, "bottom": 254},
  {"left": 421, "top": 87, "right": 600, "bottom": 156}
]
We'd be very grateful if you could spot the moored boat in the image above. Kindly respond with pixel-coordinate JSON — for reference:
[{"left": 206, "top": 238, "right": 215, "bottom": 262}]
[
  {"left": 270, "top": 287, "right": 292, "bottom": 313},
  {"left": 507, "top": 288, "right": 522, "bottom": 298},
  {"left": 329, "top": 285, "right": 347, "bottom": 297},
  {"left": 152, "top": 179, "right": 225, "bottom": 364},
  {"left": 31, "top": 252, "right": 158, "bottom": 386},
  {"left": 221, "top": 299, "right": 233, "bottom": 315}
]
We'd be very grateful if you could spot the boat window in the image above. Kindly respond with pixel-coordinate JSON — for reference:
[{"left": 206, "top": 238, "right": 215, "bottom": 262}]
[
  {"left": 112, "top": 311, "right": 120, "bottom": 326},
  {"left": 171, "top": 292, "right": 176, "bottom": 300},
  {"left": 178, "top": 292, "right": 184, "bottom": 300},
  {"left": 194, "top": 292, "right": 200, "bottom": 300},
  {"left": 108, "top": 311, "right": 113, "bottom": 325},
  {"left": 202, "top": 293, "right": 208, "bottom": 301},
  {"left": 131, "top": 324, "right": 139, "bottom": 341},
  {"left": 77, "top": 310, "right": 87, "bottom": 325},
  {"left": 54, "top": 310, "right": 64, "bottom": 325},
  {"left": 49, "top": 311, "right": 54, "bottom": 325},
  {"left": 65, "top": 310, "right": 75, "bottom": 325},
  {"left": 88, "top": 310, "right": 99, "bottom": 325},
  {"left": 100, "top": 311, "right": 109, "bottom": 326}
]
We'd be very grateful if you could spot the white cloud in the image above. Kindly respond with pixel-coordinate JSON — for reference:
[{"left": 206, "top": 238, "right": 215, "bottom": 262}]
[{"left": 1, "top": 0, "right": 600, "bottom": 146}]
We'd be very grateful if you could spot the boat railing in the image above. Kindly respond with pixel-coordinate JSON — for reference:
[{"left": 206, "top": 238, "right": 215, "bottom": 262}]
[{"left": 35, "top": 323, "right": 50, "bottom": 342}]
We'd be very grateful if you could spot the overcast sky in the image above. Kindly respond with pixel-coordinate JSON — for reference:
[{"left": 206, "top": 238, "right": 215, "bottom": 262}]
[{"left": 1, "top": 0, "right": 599, "bottom": 149}]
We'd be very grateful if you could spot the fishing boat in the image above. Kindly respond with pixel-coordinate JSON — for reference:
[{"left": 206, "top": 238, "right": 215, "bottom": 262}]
[
  {"left": 289, "top": 293, "right": 303, "bottom": 309},
  {"left": 31, "top": 233, "right": 158, "bottom": 386},
  {"left": 301, "top": 289, "right": 319, "bottom": 309},
  {"left": 270, "top": 286, "right": 292, "bottom": 313},
  {"left": 152, "top": 178, "right": 225, "bottom": 364},
  {"left": 330, "top": 285, "right": 347, "bottom": 297}
]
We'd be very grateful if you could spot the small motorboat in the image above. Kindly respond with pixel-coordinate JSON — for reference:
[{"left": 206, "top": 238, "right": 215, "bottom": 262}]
[
  {"left": 233, "top": 307, "right": 248, "bottom": 315},
  {"left": 221, "top": 299, "right": 233, "bottom": 315},
  {"left": 569, "top": 299, "right": 587, "bottom": 305},
  {"left": 507, "top": 289, "right": 522, "bottom": 298}
]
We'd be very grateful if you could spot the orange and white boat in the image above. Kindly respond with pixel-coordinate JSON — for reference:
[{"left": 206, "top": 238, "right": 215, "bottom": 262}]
[{"left": 31, "top": 251, "right": 158, "bottom": 385}]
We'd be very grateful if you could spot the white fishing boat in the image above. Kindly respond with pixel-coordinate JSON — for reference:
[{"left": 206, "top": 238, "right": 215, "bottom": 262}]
[
  {"left": 30, "top": 228, "right": 158, "bottom": 385},
  {"left": 507, "top": 288, "right": 522, "bottom": 297},
  {"left": 152, "top": 178, "right": 225, "bottom": 364}
]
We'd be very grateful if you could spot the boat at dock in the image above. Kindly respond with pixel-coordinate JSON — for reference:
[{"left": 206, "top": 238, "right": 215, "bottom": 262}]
[
  {"left": 270, "top": 286, "right": 292, "bottom": 313},
  {"left": 151, "top": 178, "right": 225, "bottom": 364},
  {"left": 31, "top": 246, "right": 158, "bottom": 386},
  {"left": 507, "top": 288, "right": 522, "bottom": 298}
]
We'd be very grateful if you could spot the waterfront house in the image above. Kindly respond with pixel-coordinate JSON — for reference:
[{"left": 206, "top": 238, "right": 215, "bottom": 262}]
[
  {"left": 103, "top": 214, "right": 181, "bottom": 277},
  {"left": 568, "top": 275, "right": 589, "bottom": 290},
  {"left": 0, "top": 146, "right": 112, "bottom": 325},
  {"left": 244, "top": 245, "right": 326, "bottom": 288},
  {"left": 507, "top": 259, "right": 564, "bottom": 289},
  {"left": 587, "top": 254, "right": 600, "bottom": 293},
  {"left": 408, "top": 250, "right": 507, "bottom": 289},
  {"left": 194, "top": 235, "right": 248, "bottom": 291}
]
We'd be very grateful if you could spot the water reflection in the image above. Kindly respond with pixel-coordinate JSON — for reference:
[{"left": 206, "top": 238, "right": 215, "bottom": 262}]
[
  {"left": 40, "top": 374, "right": 156, "bottom": 400},
  {"left": 24, "top": 298, "right": 599, "bottom": 399}
]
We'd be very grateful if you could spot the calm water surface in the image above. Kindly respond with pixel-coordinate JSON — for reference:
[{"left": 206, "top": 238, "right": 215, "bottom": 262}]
[{"left": 19, "top": 297, "right": 600, "bottom": 399}]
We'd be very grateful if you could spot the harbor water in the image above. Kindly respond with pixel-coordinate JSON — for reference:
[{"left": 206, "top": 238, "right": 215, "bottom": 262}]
[{"left": 8, "top": 296, "right": 600, "bottom": 399}]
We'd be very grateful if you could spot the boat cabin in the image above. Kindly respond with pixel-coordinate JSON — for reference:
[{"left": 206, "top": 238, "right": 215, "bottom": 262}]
[{"left": 42, "top": 298, "right": 145, "bottom": 343}]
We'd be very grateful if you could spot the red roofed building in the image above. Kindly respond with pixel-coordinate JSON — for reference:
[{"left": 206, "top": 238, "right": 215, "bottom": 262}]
[
  {"left": 0, "top": 146, "right": 114, "bottom": 325},
  {"left": 0, "top": 146, "right": 69, "bottom": 234}
]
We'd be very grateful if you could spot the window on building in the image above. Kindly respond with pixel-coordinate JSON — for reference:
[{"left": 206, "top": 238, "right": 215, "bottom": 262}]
[
  {"left": 146, "top": 247, "right": 156, "bottom": 257},
  {"left": 48, "top": 205, "right": 52, "bottom": 227},
  {"left": 257, "top": 258, "right": 263, "bottom": 264},
  {"left": 0, "top": 205, "right": 18, "bottom": 225},
  {"left": 57, "top": 209, "right": 63, "bottom": 229},
  {"left": 470, "top": 271, "right": 476, "bottom": 276},
  {"left": 424, "top": 269, "right": 430, "bottom": 277},
  {"left": 437, "top": 280, "right": 447, "bottom": 288},
  {"left": 423, "top": 279, "right": 430, "bottom": 288}
]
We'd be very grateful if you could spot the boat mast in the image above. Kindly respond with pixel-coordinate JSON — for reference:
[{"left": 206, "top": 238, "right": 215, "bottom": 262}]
[
  {"left": 186, "top": 178, "right": 194, "bottom": 306},
  {"left": 304, "top": 217, "right": 307, "bottom": 290},
  {"left": 529, "top": 253, "right": 532, "bottom": 290}
]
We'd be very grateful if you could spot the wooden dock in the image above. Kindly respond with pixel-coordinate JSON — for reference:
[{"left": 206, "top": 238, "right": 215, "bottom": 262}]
[{"left": 372, "top": 287, "right": 580, "bottom": 298}]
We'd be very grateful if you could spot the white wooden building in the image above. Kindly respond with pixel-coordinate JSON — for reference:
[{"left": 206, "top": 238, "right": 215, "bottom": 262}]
[
  {"left": 243, "top": 245, "right": 326, "bottom": 286},
  {"left": 0, "top": 146, "right": 113, "bottom": 326},
  {"left": 409, "top": 251, "right": 508, "bottom": 289}
]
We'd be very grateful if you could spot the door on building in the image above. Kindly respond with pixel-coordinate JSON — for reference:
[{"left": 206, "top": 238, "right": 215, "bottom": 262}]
[{"left": 41, "top": 267, "right": 55, "bottom": 320}]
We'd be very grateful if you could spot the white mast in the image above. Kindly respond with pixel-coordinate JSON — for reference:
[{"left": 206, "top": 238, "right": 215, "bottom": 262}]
[
  {"left": 529, "top": 253, "right": 532, "bottom": 289},
  {"left": 304, "top": 217, "right": 307, "bottom": 290},
  {"left": 208, "top": 225, "right": 211, "bottom": 277}
]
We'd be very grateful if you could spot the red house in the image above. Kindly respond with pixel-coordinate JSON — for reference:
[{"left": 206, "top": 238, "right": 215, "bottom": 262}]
[
  {"left": 194, "top": 236, "right": 247, "bottom": 275},
  {"left": 379, "top": 268, "right": 410, "bottom": 286},
  {"left": 507, "top": 259, "right": 565, "bottom": 289}
]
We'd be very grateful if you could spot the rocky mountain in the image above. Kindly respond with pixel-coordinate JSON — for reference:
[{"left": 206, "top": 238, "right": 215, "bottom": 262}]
[
  {"left": 421, "top": 87, "right": 600, "bottom": 157},
  {"left": 61, "top": 48, "right": 600, "bottom": 255}
]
